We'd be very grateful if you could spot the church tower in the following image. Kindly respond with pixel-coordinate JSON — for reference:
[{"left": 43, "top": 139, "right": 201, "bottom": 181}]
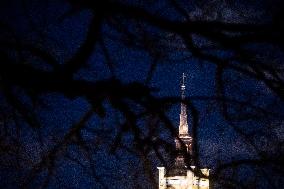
[{"left": 157, "top": 73, "right": 210, "bottom": 189}]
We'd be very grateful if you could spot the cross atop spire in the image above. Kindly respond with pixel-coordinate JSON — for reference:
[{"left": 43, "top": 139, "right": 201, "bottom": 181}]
[
  {"left": 182, "top": 73, "right": 186, "bottom": 87},
  {"left": 181, "top": 73, "right": 186, "bottom": 99}
]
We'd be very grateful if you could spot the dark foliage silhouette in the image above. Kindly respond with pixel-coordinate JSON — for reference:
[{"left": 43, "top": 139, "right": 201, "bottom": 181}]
[{"left": 0, "top": 0, "right": 283, "bottom": 188}]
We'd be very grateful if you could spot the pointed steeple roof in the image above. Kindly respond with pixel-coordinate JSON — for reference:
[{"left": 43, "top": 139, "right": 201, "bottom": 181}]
[{"left": 179, "top": 73, "right": 189, "bottom": 136}]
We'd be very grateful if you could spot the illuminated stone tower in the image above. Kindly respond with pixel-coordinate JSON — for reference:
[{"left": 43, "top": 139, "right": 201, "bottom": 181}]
[{"left": 157, "top": 73, "right": 209, "bottom": 189}]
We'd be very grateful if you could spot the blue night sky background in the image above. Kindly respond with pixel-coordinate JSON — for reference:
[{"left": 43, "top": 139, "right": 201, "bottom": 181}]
[{"left": 0, "top": 0, "right": 283, "bottom": 189}]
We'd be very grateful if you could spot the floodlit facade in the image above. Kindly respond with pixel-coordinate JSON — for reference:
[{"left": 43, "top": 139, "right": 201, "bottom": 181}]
[{"left": 157, "top": 73, "right": 209, "bottom": 189}]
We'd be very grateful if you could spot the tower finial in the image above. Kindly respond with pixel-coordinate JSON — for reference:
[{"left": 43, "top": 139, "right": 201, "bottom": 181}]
[
  {"left": 181, "top": 73, "right": 186, "bottom": 99},
  {"left": 182, "top": 73, "right": 186, "bottom": 87}
]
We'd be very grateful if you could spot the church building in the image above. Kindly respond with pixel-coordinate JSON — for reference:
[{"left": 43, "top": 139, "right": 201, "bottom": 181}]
[{"left": 157, "top": 73, "right": 210, "bottom": 189}]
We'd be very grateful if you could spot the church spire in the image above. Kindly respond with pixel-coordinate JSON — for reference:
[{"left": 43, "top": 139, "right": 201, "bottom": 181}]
[
  {"left": 179, "top": 73, "right": 189, "bottom": 136},
  {"left": 174, "top": 73, "right": 192, "bottom": 168}
]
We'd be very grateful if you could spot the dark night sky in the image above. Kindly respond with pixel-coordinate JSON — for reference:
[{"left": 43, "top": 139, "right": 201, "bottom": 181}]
[{"left": 0, "top": 0, "right": 283, "bottom": 188}]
